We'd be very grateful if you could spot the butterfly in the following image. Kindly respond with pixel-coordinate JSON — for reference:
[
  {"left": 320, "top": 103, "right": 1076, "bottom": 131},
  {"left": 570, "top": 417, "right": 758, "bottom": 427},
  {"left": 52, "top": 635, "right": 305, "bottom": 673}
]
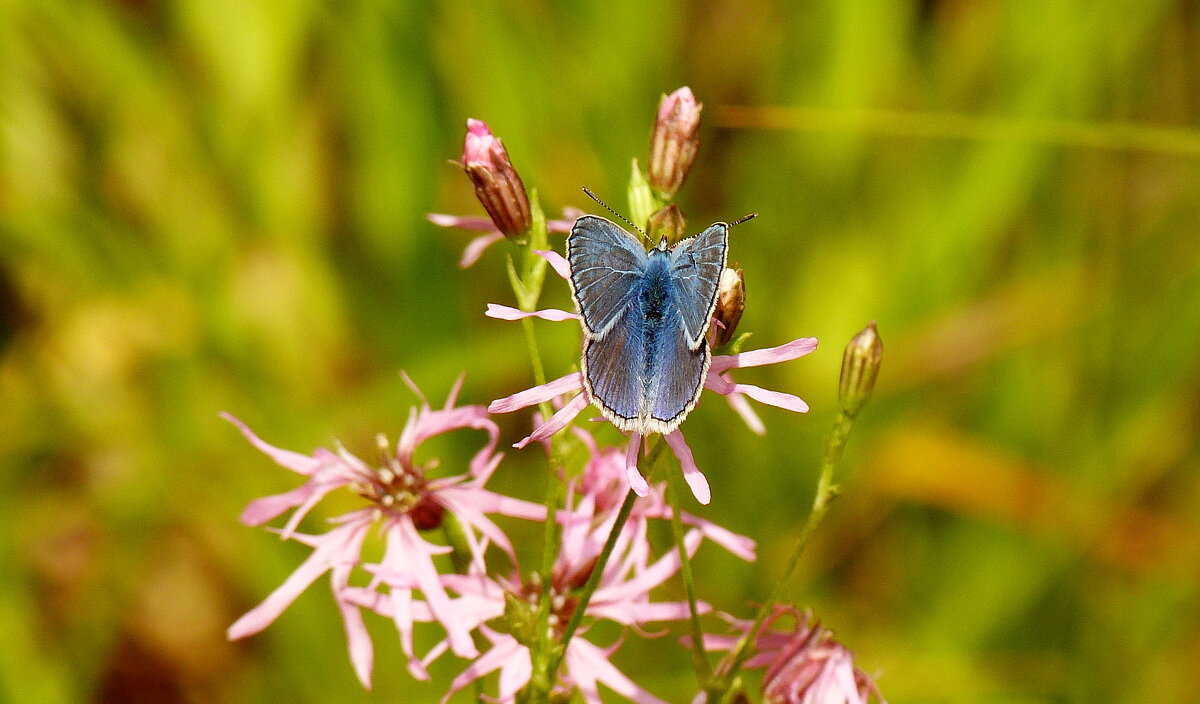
[{"left": 567, "top": 215, "right": 729, "bottom": 435}]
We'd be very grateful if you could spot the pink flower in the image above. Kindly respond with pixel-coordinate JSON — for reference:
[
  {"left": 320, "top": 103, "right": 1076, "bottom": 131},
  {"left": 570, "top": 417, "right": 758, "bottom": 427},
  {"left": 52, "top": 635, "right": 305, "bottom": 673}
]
[
  {"left": 486, "top": 249, "right": 818, "bottom": 503},
  {"left": 699, "top": 606, "right": 886, "bottom": 704},
  {"left": 428, "top": 208, "right": 582, "bottom": 268},
  {"left": 571, "top": 425, "right": 757, "bottom": 561},
  {"left": 223, "top": 375, "right": 544, "bottom": 688},
  {"left": 347, "top": 472, "right": 715, "bottom": 704}
]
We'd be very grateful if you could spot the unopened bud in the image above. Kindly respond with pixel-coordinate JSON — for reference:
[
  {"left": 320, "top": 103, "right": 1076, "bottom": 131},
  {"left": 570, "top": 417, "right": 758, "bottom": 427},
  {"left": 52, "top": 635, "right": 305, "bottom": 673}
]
[
  {"left": 460, "top": 119, "right": 532, "bottom": 242},
  {"left": 647, "top": 87, "right": 702, "bottom": 199},
  {"left": 503, "top": 591, "right": 537, "bottom": 648},
  {"left": 838, "top": 322, "right": 883, "bottom": 416},
  {"left": 647, "top": 204, "right": 686, "bottom": 247},
  {"left": 711, "top": 267, "right": 746, "bottom": 347}
]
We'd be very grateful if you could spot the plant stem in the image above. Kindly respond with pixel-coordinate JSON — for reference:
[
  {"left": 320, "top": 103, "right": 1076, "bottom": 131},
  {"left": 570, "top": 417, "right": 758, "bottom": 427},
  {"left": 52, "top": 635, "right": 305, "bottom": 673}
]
[
  {"left": 711, "top": 408, "right": 857, "bottom": 704},
  {"left": 666, "top": 459, "right": 711, "bottom": 681},
  {"left": 536, "top": 441, "right": 669, "bottom": 692}
]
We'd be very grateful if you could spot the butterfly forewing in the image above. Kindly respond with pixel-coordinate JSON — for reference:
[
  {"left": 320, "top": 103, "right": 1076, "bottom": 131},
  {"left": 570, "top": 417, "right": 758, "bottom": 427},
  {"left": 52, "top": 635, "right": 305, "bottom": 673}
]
[
  {"left": 568, "top": 216, "right": 649, "bottom": 340},
  {"left": 668, "top": 223, "right": 728, "bottom": 348}
]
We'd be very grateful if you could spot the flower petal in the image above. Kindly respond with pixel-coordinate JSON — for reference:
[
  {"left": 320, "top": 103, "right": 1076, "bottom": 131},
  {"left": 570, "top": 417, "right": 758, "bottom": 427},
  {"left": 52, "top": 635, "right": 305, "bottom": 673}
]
[
  {"left": 460, "top": 232, "right": 505, "bottom": 268},
  {"left": 337, "top": 596, "right": 374, "bottom": 689},
  {"left": 725, "top": 391, "right": 766, "bottom": 435},
  {"left": 710, "top": 337, "right": 819, "bottom": 373},
  {"left": 565, "top": 639, "right": 670, "bottom": 704},
  {"left": 427, "top": 213, "right": 497, "bottom": 230},
  {"left": 680, "top": 510, "right": 757, "bottom": 561},
  {"left": 514, "top": 392, "right": 588, "bottom": 449},
  {"left": 485, "top": 303, "right": 578, "bottom": 322},
  {"left": 239, "top": 484, "right": 317, "bottom": 526},
  {"left": 227, "top": 519, "right": 368, "bottom": 640},
  {"left": 534, "top": 249, "right": 572, "bottom": 280},
  {"left": 221, "top": 412, "right": 322, "bottom": 475},
  {"left": 624, "top": 432, "right": 651, "bottom": 497},
  {"left": 735, "top": 383, "right": 810, "bottom": 413},
  {"left": 664, "top": 430, "right": 710, "bottom": 505},
  {"left": 441, "top": 634, "right": 530, "bottom": 704},
  {"left": 389, "top": 520, "right": 479, "bottom": 659},
  {"left": 489, "top": 372, "right": 584, "bottom": 413}
]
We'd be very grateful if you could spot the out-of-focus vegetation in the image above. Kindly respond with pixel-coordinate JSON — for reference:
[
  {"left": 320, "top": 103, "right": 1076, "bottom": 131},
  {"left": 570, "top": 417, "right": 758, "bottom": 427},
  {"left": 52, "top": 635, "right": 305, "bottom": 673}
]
[{"left": 3, "top": 1, "right": 1199, "bottom": 702}]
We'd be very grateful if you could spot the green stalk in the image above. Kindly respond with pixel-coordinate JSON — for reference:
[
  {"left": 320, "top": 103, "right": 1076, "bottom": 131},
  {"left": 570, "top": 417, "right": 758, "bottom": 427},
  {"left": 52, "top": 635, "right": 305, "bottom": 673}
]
[
  {"left": 536, "top": 441, "right": 669, "bottom": 692},
  {"left": 666, "top": 460, "right": 712, "bottom": 681},
  {"left": 711, "top": 408, "right": 856, "bottom": 704}
]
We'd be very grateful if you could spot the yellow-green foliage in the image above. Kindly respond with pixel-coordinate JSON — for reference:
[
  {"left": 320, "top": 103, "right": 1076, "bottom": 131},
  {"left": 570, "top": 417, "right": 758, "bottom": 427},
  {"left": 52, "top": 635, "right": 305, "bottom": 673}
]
[{"left": 2, "top": 1, "right": 1198, "bottom": 702}]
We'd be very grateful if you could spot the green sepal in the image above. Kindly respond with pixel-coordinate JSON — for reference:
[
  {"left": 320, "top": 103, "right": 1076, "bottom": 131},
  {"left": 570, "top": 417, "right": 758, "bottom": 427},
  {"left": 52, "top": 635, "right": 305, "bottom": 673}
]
[
  {"left": 714, "top": 331, "right": 753, "bottom": 357},
  {"left": 627, "top": 158, "right": 661, "bottom": 238},
  {"left": 504, "top": 591, "right": 539, "bottom": 648}
]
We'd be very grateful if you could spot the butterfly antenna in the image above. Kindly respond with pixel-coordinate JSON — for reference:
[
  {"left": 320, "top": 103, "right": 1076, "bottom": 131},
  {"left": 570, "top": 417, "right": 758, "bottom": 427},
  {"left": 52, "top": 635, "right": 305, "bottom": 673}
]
[
  {"left": 581, "top": 187, "right": 647, "bottom": 239},
  {"left": 730, "top": 213, "right": 758, "bottom": 228}
]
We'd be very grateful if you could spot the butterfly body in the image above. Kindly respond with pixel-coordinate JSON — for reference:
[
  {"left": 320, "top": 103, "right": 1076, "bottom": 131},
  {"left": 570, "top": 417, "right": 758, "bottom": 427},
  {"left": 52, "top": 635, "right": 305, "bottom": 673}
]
[{"left": 567, "top": 215, "right": 728, "bottom": 434}]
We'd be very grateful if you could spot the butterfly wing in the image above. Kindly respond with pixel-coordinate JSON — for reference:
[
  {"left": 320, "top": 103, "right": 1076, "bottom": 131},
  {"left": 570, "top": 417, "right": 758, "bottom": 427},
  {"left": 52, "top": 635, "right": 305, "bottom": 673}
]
[
  {"left": 581, "top": 303, "right": 647, "bottom": 431},
  {"left": 644, "top": 302, "right": 710, "bottom": 434},
  {"left": 567, "top": 216, "right": 649, "bottom": 340},
  {"left": 667, "top": 223, "right": 728, "bottom": 349}
]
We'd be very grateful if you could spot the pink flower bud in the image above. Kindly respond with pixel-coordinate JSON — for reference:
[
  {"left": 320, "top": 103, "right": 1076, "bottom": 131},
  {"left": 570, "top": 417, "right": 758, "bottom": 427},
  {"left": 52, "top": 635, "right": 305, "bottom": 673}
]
[
  {"left": 460, "top": 119, "right": 532, "bottom": 242},
  {"left": 711, "top": 266, "right": 746, "bottom": 348},
  {"left": 647, "top": 87, "right": 702, "bottom": 199}
]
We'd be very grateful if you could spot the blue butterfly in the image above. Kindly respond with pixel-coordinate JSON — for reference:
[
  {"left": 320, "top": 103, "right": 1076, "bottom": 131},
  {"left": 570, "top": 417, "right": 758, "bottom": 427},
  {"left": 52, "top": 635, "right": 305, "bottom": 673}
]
[{"left": 567, "top": 215, "right": 728, "bottom": 435}]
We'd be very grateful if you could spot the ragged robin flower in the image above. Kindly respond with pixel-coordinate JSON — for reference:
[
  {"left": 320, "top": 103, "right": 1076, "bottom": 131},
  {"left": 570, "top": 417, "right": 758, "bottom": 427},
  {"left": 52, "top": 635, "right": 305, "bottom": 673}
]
[
  {"left": 345, "top": 454, "right": 736, "bottom": 704},
  {"left": 699, "top": 606, "right": 886, "bottom": 704},
  {"left": 223, "top": 375, "right": 544, "bottom": 688}
]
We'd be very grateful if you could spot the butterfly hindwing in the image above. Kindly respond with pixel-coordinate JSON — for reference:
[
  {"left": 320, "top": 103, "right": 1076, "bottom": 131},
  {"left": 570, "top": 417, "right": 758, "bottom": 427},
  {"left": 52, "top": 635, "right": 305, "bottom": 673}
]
[
  {"left": 645, "top": 301, "right": 710, "bottom": 433},
  {"left": 668, "top": 223, "right": 728, "bottom": 349},
  {"left": 568, "top": 215, "right": 649, "bottom": 340},
  {"left": 581, "top": 302, "right": 647, "bottom": 430}
]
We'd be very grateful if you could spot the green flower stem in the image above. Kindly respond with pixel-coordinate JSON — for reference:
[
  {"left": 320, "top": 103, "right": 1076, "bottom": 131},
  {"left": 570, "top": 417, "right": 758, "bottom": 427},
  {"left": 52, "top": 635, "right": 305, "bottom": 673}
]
[
  {"left": 710, "top": 408, "right": 858, "bottom": 704},
  {"left": 520, "top": 316, "right": 549, "bottom": 389},
  {"left": 501, "top": 193, "right": 571, "bottom": 704},
  {"left": 441, "top": 513, "right": 473, "bottom": 575},
  {"left": 666, "top": 460, "right": 712, "bottom": 681}
]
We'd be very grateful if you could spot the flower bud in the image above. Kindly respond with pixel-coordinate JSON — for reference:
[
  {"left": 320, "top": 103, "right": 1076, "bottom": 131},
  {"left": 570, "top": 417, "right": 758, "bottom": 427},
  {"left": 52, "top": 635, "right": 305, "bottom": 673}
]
[
  {"left": 647, "top": 203, "right": 686, "bottom": 247},
  {"left": 711, "top": 266, "right": 746, "bottom": 347},
  {"left": 647, "top": 87, "right": 702, "bottom": 199},
  {"left": 460, "top": 118, "right": 532, "bottom": 243},
  {"left": 838, "top": 322, "right": 883, "bottom": 417}
]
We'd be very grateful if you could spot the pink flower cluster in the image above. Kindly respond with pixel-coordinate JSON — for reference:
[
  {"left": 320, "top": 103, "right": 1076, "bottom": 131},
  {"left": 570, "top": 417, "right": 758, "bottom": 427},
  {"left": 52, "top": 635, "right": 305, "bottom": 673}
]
[
  {"left": 224, "top": 375, "right": 757, "bottom": 702},
  {"left": 224, "top": 105, "right": 884, "bottom": 704}
]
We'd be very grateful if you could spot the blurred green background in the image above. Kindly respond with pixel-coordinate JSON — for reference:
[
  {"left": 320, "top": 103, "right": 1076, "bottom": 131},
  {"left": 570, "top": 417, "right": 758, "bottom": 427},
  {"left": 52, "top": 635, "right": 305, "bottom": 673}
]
[{"left": 3, "top": 1, "right": 1199, "bottom": 702}]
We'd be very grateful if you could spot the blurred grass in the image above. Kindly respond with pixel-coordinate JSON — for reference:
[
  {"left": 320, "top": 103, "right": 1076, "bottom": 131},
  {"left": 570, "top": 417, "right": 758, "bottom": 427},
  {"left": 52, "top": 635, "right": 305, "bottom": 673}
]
[{"left": 2, "top": 0, "right": 1199, "bottom": 702}]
